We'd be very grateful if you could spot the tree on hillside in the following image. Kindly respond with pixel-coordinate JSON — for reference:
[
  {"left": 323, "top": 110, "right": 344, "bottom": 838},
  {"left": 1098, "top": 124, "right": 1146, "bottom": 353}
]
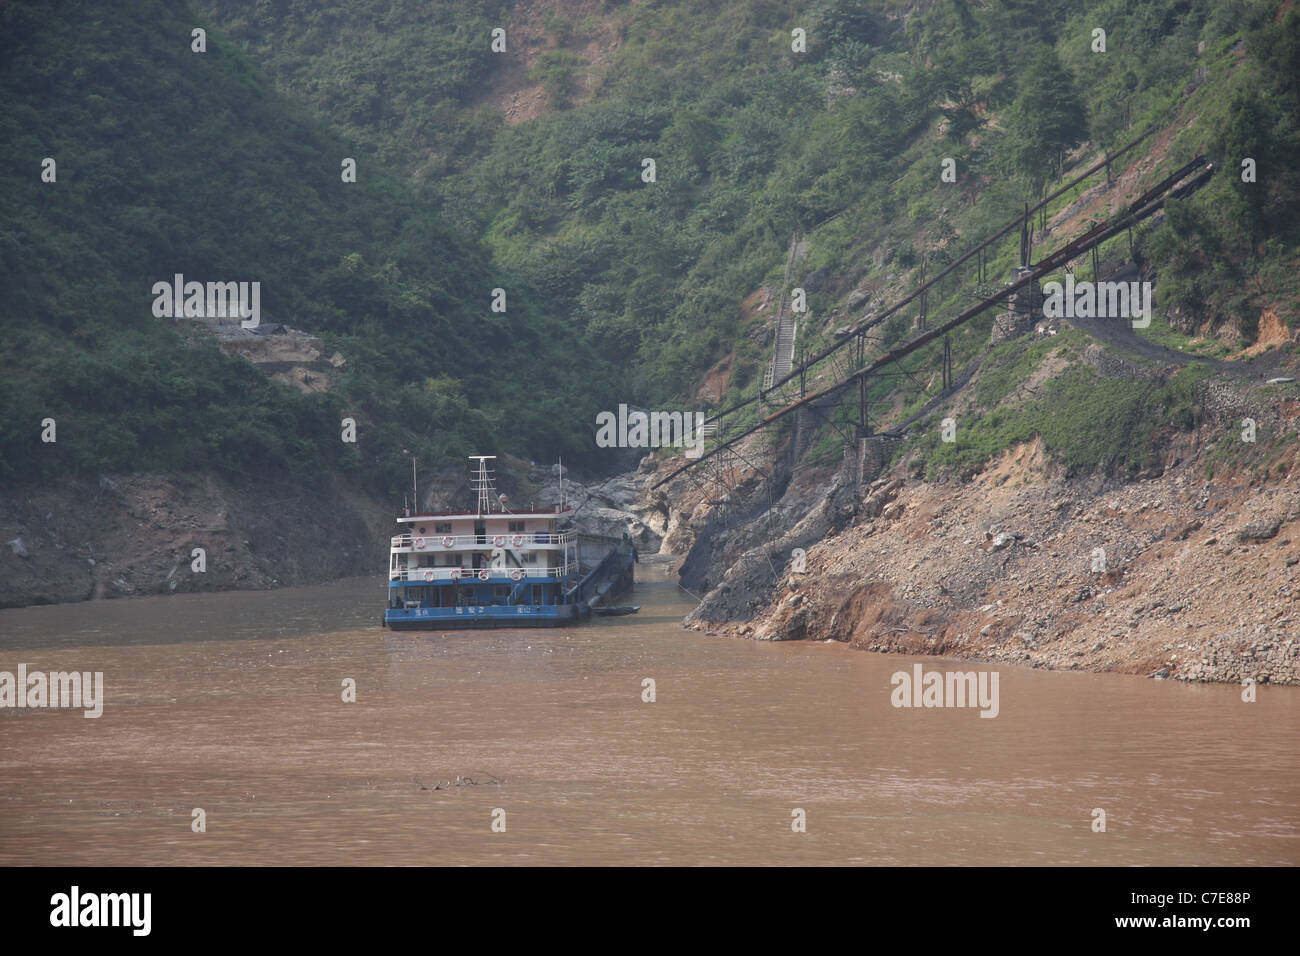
[
  {"left": 1247, "top": 6, "right": 1300, "bottom": 112},
  {"left": 913, "top": 35, "right": 999, "bottom": 140},
  {"left": 813, "top": 0, "right": 887, "bottom": 51},
  {"left": 999, "top": 46, "right": 1088, "bottom": 190},
  {"left": 812, "top": 0, "right": 890, "bottom": 93},
  {"left": 1212, "top": 88, "right": 1271, "bottom": 248},
  {"left": 1243, "top": 6, "right": 1300, "bottom": 243}
]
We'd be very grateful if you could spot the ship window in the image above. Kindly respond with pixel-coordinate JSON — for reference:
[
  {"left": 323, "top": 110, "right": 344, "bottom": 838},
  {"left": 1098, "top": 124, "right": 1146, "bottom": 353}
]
[
  {"left": 508, "top": 520, "right": 525, "bottom": 533},
  {"left": 493, "top": 585, "right": 510, "bottom": 604},
  {"left": 434, "top": 522, "right": 452, "bottom": 534},
  {"left": 457, "top": 585, "right": 476, "bottom": 606}
]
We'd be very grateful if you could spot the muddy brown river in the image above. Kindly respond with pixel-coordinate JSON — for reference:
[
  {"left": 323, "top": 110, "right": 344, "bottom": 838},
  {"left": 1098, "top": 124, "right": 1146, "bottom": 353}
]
[{"left": 1, "top": 564, "right": 1297, "bottom": 865}]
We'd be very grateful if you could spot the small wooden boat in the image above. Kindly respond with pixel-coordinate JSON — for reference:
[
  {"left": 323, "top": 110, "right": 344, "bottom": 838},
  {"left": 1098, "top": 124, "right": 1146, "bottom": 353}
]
[{"left": 593, "top": 605, "right": 640, "bottom": 617}]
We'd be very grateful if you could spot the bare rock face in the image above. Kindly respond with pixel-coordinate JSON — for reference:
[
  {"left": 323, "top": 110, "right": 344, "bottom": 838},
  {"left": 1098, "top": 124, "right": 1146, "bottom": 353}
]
[
  {"left": 582, "top": 506, "right": 660, "bottom": 549},
  {"left": 658, "top": 505, "right": 700, "bottom": 555},
  {"left": 1236, "top": 517, "right": 1281, "bottom": 543},
  {"left": 682, "top": 462, "right": 860, "bottom": 626},
  {"left": 673, "top": 423, "right": 1300, "bottom": 686},
  {"left": 0, "top": 475, "right": 388, "bottom": 609},
  {"left": 590, "top": 474, "right": 646, "bottom": 511},
  {"left": 862, "top": 477, "right": 903, "bottom": 517},
  {"left": 536, "top": 468, "right": 664, "bottom": 552},
  {"left": 990, "top": 309, "right": 1030, "bottom": 344},
  {"left": 1232, "top": 489, "right": 1299, "bottom": 544},
  {"left": 207, "top": 322, "right": 337, "bottom": 394}
]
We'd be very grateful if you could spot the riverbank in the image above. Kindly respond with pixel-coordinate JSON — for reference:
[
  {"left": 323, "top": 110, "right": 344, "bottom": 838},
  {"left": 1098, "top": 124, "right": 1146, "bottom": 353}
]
[
  {"left": 0, "top": 460, "right": 663, "bottom": 611},
  {"left": 6, "top": 447, "right": 1299, "bottom": 689},
  {"left": 664, "top": 438, "right": 1300, "bottom": 686},
  {"left": 0, "top": 473, "right": 391, "bottom": 609}
]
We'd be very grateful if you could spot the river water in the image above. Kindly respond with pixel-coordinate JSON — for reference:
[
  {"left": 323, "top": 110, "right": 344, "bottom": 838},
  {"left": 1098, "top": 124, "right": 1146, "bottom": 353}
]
[{"left": 1, "top": 562, "right": 1297, "bottom": 865}]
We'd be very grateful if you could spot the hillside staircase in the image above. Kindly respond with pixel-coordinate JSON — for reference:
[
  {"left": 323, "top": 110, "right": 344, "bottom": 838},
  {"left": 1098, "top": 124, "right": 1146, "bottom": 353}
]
[
  {"left": 792, "top": 407, "right": 815, "bottom": 458},
  {"left": 762, "top": 233, "right": 805, "bottom": 391}
]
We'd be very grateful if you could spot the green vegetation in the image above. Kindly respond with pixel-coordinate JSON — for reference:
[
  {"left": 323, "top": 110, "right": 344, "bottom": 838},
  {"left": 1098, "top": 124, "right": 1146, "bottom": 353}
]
[
  {"left": 910, "top": 355, "right": 1219, "bottom": 480},
  {"left": 1135, "top": 314, "right": 1235, "bottom": 358},
  {"left": 530, "top": 51, "right": 585, "bottom": 107},
  {"left": 4, "top": 0, "right": 1298, "bottom": 496},
  {"left": 0, "top": 0, "right": 617, "bottom": 495},
  {"left": 1135, "top": 5, "right": 1300, "bottom": 333},
  {"left": 1000, "top": 46, "right": 1087, "bottom": 189}
]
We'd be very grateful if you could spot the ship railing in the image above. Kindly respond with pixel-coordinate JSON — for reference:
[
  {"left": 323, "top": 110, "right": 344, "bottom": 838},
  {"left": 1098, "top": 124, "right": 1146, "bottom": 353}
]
[
  {"left": 389, "top": 566, "right": 569, "bottom": 583},
  {"left": 391, "top": 531, "right": 574, "bottom": 551}
]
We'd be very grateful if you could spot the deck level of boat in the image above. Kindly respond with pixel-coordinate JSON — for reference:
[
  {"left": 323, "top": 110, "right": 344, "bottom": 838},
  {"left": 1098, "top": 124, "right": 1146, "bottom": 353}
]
[{"left": 383, "top": 544, "right": 634, "bottom": 630}]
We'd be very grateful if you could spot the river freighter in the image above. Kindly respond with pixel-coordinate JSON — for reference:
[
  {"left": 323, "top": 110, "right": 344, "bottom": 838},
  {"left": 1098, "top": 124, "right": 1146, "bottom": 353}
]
[{"left": 383, "top": 456, "right": 634, "bottom": 629}]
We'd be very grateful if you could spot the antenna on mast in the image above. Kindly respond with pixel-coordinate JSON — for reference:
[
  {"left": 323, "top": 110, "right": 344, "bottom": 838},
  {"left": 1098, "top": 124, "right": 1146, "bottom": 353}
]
[
  {"left": 403, "top": 448, "right": 417, "bottom": 512},
  {"left": 469, "top": 455, "right": 497, "bottom": 517}
]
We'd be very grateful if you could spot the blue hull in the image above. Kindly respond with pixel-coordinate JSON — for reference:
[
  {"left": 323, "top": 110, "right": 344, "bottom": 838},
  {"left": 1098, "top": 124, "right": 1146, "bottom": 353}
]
[
  {"left": 383, "top": 547, "right": 633, "bottom": 631},
  {"left": 385, "top": 602, "right": 589, "bottom": 629}
]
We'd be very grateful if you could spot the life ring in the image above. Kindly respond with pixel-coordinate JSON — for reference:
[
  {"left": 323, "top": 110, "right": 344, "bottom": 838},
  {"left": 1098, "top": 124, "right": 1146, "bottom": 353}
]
[
  {"left": 478, "top": 569, "right": 490, "bottom": 582},
  {"left": 449, "top": 568, "right": 461, "bottom": 581},
  {"left": 493, "top": 535, "right": 505, "bottom": 547},
  {"left": 422, "top": 569, "right": 434, "bottom": 582},
  {"left": 413, "top": 536, "right": 425, "bottom": 550},
  {"left": 511, "top": 569, "right": 523, "bottom": 582},
  {"left": 511, "top": 534, "right": 523, "bottom": 547},
  {"left": 442, "top": 536, "right": 454, "bottom": 548}
]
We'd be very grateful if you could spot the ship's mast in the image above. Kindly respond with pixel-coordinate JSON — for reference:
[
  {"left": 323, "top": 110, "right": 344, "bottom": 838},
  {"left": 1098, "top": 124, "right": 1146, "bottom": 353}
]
[
  {"left": 469, "top": 455, "right": 497, "bottom": 516},
  {"left": 402, "top": 448, "right": 417, "bottom": 512}
]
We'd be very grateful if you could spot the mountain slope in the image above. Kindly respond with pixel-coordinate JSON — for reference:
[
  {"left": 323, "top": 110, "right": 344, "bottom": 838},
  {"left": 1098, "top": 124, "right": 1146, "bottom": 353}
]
[{"left": 0, "top": 0, "right": 618, "bottom": 496}]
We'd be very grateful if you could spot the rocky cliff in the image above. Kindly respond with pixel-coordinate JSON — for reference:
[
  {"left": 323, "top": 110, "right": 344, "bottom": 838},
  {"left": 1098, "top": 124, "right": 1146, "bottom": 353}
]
[
  {"left": 658, "top": 399, "right": 1300, "bottom": 686},
  {"left": 0, "top": 457, "right": 666, "bottom": 610},
  {"left": 0, "top": 474, "right": 390, "bottom": 609}
]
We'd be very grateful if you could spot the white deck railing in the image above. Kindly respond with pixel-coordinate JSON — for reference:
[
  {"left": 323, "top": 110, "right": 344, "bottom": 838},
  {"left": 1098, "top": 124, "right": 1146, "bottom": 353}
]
[
  {"left": 389, "top": 566, "right": 569, "bottom": 583},
  {"left": 391, "top": 531, "right": 573, "bottom": 552}
]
